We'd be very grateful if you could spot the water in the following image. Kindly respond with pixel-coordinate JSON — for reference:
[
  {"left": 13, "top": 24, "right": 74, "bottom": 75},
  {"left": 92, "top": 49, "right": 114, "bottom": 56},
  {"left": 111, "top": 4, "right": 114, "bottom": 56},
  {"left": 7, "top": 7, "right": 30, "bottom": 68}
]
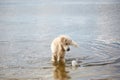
[{"left": 0, "top": 0, "right": 120, "bottom": 80}]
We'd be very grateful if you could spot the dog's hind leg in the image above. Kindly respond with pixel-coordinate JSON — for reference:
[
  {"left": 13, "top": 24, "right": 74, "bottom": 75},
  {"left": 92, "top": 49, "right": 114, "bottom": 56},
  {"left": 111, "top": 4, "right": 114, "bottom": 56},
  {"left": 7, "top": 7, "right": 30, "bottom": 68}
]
[
  {"left": 51, "top": 55, "right": 55, "bottom": 62},
  {"left": 52, "top": 53, "right": 57, "bottom": 62}
]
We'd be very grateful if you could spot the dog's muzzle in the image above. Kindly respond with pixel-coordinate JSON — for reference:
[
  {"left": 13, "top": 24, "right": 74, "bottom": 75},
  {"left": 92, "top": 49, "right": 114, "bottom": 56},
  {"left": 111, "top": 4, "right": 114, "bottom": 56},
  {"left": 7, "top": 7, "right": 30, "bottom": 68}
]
[{"left": 67, "top": 47, "right": 70, "bottom": 51}]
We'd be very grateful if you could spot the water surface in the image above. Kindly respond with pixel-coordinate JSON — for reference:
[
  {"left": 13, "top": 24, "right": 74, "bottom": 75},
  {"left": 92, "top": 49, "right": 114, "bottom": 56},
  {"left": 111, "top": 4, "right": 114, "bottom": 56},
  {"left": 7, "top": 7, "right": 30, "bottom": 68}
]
[{"left": 0, "top": 0, "right": 120, "bottom": 80}]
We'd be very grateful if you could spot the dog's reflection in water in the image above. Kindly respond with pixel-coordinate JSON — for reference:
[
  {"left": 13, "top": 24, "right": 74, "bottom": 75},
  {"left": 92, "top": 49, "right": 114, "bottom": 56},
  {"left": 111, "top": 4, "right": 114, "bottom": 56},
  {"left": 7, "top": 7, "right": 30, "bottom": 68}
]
[{"left": 52, "top": 61, "right": 71, "bottom": 80}]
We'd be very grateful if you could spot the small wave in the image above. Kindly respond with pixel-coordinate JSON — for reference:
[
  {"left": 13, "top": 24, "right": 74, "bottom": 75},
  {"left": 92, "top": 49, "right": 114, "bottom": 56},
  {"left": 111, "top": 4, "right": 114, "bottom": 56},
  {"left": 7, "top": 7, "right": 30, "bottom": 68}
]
[
  {"left": 82, "top": 56, "right": 120, "bottom": 67},
  {"left": 65, "top": 56, "right": 120, "bottom": 67},
  {"left": 82, "top": 59, "right": 115, "bottom": 67}
]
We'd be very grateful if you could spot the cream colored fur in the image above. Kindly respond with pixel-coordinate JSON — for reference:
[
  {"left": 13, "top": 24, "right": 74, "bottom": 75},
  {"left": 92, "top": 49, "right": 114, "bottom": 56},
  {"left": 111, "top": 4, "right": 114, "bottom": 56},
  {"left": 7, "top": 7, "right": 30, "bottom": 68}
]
[{"left": 51, "top": 35, "right": 78, "bottom": 63}]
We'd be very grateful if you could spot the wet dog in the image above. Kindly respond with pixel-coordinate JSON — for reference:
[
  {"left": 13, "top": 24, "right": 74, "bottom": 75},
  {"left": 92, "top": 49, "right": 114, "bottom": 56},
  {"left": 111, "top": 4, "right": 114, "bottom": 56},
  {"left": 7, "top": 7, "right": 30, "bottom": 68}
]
[{"left": 51, "top": 35, "right": 78, "bottom": 63}]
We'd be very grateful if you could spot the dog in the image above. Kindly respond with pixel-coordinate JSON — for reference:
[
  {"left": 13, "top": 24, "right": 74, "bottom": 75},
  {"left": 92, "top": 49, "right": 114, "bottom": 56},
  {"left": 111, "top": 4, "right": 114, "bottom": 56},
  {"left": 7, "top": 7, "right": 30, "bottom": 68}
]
[{"left": 51, "top": 35, "right": 78, "bottom": 63}]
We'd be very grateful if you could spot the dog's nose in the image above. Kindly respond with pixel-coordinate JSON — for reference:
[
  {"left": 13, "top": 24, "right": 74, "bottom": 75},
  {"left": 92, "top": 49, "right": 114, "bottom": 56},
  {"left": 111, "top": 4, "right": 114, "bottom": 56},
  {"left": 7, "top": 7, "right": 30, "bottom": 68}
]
[{"left": 67, "top": 47, "right": 70, "bottom": 51}]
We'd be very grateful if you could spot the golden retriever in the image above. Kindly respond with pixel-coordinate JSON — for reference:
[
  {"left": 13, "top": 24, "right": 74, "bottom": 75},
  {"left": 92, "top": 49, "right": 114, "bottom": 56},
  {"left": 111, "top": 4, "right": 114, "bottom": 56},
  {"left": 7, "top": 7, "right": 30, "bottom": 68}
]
[{"left": 51, "top": 35, "right": 78, "bottom": 63}]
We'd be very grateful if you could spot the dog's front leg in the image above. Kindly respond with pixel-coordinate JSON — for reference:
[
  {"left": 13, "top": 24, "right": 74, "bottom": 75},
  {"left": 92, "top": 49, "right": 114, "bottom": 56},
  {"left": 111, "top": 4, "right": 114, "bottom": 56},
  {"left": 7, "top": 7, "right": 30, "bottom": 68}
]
[
  {"left": 57, "top": 55, "right": 60, "bottom": 62},
  {"left": 61, "top": 57, "right": 65, "bottom": 63}
]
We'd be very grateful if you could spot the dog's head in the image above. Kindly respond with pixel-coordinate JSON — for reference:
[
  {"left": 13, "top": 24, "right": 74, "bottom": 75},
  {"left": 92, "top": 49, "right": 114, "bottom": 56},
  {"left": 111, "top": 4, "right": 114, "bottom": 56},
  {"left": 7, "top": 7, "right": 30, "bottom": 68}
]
[{"left": 60, "top": 35, "right": 78, "bottom": 51}]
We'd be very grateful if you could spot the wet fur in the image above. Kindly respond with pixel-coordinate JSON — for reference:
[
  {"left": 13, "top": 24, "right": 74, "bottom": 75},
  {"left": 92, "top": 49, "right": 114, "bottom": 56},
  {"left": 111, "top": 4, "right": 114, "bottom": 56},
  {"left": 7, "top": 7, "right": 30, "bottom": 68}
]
[{"left": 51, "top": 35, "right": 78, "bottom": 63}]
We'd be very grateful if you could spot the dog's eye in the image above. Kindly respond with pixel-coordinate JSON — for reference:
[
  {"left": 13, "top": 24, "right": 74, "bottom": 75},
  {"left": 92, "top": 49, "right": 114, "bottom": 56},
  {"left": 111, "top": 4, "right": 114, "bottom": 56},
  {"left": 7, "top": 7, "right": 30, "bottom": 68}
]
[{"left": 66, "top": 43, "right": 68, "bottom": 45}]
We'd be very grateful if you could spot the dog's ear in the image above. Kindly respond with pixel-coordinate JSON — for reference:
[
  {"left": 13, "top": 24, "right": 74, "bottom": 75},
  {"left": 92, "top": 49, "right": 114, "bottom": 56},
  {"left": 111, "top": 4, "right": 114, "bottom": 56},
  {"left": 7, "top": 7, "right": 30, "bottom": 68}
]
[
  {"left": 61, "top": 37, "right": 65, "bottom": 43},
  {"left": 71, "top": 40, "right": 79, "bottom": 47}
]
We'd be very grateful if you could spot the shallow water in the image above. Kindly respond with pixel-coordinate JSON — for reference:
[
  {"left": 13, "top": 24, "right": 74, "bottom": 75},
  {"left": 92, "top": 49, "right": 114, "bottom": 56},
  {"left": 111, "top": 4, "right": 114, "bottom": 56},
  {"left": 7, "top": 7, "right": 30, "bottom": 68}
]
[{"left": 0, "top": 0, "right": 120, "bottom": 80}]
